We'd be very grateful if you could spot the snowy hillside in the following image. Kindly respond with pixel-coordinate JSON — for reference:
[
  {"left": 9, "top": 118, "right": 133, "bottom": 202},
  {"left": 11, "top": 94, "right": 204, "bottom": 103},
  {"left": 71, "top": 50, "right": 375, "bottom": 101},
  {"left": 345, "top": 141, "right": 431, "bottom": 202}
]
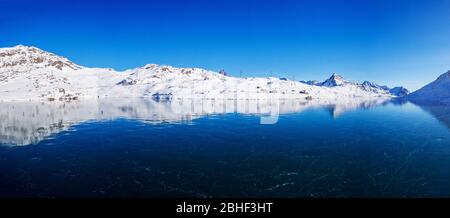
[
  {"left": 106, "top": 66, "right": 397, "bottom": 100},
  {"left": 301, "top": 73, "right": 408, "bottom": 97},
  {"left": 0, "top": 45, "right": 406, "bottom": 102},
  {"left": 0, "top": 45, "right": 123, "bottom": 101},
  {"left": 408, "top": 70, "right": 450, "bottom": 104}
]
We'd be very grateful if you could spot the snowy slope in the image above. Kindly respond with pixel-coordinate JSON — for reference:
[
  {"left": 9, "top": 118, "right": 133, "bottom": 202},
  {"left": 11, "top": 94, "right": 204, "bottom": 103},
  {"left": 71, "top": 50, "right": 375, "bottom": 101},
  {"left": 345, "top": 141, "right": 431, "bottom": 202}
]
[
  {"left": 0, "top": 45, "right": 124, "bottom": 101},
  {"left": 105, "top": 66, "right": 400, "bottom": 100},
  {"left": 408, "top": 70, "right": 450, "bottom": 104},
  {"left": 0, "top": 45, "right": 403, "bottom": 102}
]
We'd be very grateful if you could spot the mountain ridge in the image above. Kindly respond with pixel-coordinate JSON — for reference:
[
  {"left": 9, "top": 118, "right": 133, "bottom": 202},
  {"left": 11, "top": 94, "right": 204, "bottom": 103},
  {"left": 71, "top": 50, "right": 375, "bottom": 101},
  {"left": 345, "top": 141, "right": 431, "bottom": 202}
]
[{"left": 0, "top": 45, "right": 407, "bottom": 102}]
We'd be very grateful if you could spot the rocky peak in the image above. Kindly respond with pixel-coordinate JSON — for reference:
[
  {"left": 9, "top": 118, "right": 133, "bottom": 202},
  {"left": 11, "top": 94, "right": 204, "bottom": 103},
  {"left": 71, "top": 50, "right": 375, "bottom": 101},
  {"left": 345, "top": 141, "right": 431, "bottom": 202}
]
[
  {"left": 321, "top": 73, "right": 348, "bottom": 87},
  {"left": 0, "top": 45, "right": 81, "bottom": 71}
]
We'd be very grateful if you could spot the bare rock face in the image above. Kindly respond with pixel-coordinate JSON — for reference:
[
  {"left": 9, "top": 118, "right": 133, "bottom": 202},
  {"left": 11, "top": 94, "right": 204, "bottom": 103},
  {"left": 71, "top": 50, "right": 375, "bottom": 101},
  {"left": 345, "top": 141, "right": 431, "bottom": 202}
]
[
  {"left": 0, "top": 45, "right": 81, "bottom": 71},
  {"left": 0, "top": 45, "right": 96, "bottom": 101}
]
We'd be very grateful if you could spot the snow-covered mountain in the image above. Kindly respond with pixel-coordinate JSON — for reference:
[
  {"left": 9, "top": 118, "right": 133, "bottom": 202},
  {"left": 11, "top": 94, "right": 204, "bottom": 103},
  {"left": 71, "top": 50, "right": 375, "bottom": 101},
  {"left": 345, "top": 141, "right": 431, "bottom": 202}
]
[
  {"left": 0, "top": 45, "right": 405, "bottom": 102},
  {"left": 301, "top": 74, "right": 408, "bottom": 97},
  {"left": 360, "top": 81, "right": 389, "bottom": 92},
  {"left": 300, "top": 80, "right": 320, "bottom": 86},
  {"left": 408, "top": 70, "right": 450, "bottom": 104},
  {"left": 389, "top": 86, "right": 409, "bottom": 97},
  {"left": 0, "top": 45, "right": 123, "bottom": 101},
  {"left": 320, "top": 73, "right": 350, "bottom": 87},
  {"left": 0, "top": 45, "right": 81, "bottom": 71},
  {"left": 360, "top": 81, "right": 409, "bottom": 97}
]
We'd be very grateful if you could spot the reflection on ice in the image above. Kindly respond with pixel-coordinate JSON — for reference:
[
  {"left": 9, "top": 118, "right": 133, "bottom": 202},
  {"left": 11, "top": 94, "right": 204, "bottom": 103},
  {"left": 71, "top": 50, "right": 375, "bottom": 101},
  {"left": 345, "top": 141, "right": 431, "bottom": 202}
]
[
  {"left": 415, "top": 104, "right": 450, "bottom": 130},
  {"left": 0, "top": 98, "right": 390, "bottom": 146}
]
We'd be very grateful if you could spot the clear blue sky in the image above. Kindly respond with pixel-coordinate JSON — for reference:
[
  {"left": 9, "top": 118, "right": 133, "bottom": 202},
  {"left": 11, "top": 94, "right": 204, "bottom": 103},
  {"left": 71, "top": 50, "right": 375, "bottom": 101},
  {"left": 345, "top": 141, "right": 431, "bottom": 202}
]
[{"left": 1, "top": 0, "right": 449, "bottom": 90}]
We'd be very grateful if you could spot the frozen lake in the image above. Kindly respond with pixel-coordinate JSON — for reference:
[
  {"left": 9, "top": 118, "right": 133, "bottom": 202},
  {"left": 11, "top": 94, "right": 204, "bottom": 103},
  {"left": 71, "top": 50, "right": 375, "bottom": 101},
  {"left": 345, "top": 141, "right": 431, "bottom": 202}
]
[{"left": 1, "top": 98, "right": 450, "bottom": 197}]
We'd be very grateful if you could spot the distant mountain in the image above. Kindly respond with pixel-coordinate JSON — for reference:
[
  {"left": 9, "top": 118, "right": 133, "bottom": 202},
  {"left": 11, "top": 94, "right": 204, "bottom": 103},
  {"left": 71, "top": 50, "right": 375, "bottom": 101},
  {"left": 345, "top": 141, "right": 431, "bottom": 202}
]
[
  {"left": 301, "top": 74, "right": 407, "bottom": 97},
  {"left": 300, "top": 80, "right": 320, "bottom": 86},
  {"left": 389, "top": 86, "right": 409, "bottom": 97},
  {"left": 361, "top": 81, "right": 389, "bottom": 91},
  {"left": 0, "top": 45, "right": 405, "bottom": 102},
  {"left": 320, "top": 73, "right": 350, "bottom": 87},
  {"left": 408, "top": 70, "right": 450, "bottom": 104},
  {"left": 360, "top": 81, "right": 409, "bottom": 97}
]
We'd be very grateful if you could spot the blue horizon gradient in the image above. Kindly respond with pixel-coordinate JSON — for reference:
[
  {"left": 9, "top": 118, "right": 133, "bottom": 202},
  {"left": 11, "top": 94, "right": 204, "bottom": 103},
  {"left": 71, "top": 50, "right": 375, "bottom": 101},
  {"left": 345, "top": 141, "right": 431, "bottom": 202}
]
[{"left": 1, "top": 0, "right": 449, "bottom": 91}]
